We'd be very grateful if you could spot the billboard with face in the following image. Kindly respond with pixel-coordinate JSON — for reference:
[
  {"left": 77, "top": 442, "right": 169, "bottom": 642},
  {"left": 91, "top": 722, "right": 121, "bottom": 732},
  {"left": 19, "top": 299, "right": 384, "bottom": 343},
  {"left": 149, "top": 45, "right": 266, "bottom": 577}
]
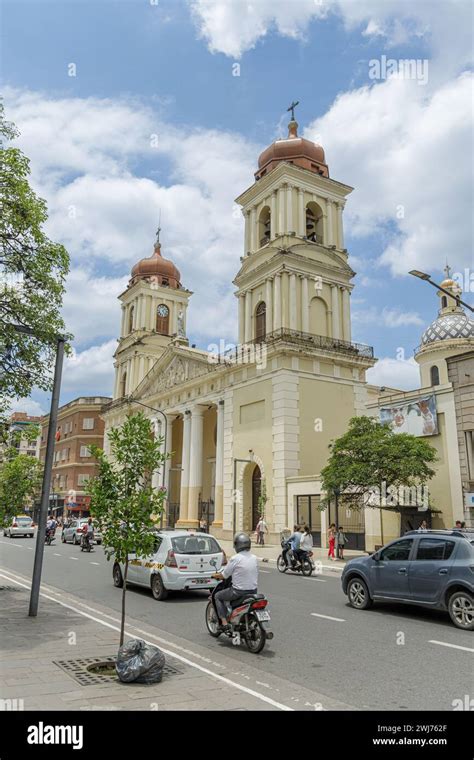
[{"left": 380, "top": 395, "right": 438, "bottom": 437}]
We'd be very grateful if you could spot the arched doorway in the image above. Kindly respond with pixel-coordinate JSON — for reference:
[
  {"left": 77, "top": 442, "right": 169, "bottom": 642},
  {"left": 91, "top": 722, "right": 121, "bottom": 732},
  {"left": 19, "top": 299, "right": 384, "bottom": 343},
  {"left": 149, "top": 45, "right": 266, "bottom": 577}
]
[{"left": 252, "top": 465, "right": 261, "bottom": 532}]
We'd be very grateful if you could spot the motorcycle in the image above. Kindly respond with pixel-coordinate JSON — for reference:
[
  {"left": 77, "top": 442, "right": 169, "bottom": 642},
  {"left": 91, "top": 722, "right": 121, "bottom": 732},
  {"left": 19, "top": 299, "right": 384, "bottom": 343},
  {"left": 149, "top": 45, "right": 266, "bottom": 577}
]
[
  {"left": 277, "top": 538, "right": 314, "bottom": 576},
  {"left": 205, "top": 577, "right": 273, "bottom": 654},
  {"left": 80, "top": 532, "right": 93, "bottom": 552},
  {"left": 45, "top": 528, "right": 56, "bottom": 546}
]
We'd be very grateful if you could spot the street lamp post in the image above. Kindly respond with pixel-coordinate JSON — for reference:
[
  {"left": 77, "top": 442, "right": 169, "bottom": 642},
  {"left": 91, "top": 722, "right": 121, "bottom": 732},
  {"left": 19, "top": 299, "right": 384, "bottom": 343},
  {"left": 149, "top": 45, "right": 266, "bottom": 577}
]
[{"left": 409, "top": 270, "right": 474, "bottom": 313}]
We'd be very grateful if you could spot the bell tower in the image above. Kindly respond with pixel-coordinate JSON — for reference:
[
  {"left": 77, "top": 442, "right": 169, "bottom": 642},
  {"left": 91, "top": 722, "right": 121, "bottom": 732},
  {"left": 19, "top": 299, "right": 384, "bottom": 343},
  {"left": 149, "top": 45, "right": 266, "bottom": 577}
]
[
  {"left": 234, "top": 105, "right": 355, "bottom": 347},
  {"left": 113, "top": 228, "right": 192, "bottom": 400}
]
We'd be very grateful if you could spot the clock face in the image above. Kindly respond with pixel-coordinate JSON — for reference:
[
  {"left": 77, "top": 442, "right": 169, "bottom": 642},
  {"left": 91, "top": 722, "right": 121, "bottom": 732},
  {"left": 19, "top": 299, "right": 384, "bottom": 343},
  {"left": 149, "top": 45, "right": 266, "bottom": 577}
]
[{"left": 157, "top": 304, "right": 169, "bottom": 318}]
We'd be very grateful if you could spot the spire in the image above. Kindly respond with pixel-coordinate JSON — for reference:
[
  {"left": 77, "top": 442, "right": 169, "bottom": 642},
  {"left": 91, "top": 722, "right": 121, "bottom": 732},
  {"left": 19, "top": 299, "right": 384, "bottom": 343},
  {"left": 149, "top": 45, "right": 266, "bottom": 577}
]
[
  {"left": 155, "top": 209, "right": 162, "bottom": 249},
  {"left": 287, "top": 100, "right": 299, "bottom": 138},
  {"left": 444, "top": 261, "right": 452, "bottom": 279}
]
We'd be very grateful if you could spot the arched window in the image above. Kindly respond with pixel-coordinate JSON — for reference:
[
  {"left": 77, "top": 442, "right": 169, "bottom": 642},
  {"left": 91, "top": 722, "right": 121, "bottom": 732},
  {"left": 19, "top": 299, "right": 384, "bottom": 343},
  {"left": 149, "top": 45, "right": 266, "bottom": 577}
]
[
  {"left": 255, "top": 301, "right": 266, "bottom": 342},
  {"left": 258, "top": 206, "right": 271, "bottom": 247},
  {"left": 156, "top": 304, "right": 170, "bottom": 335},
  {"left": 128, "top": 306, "right": 134, "bottom": 334},
  {"left": 306, "top": 201, "right": 324, "bottom": 244},
  {"left": 309, "top": 296, "right": 329, "bottom": 337},
  {"left": 430, "top": 365, "right": 440, "bottom": 386},
  {"left": 121, "top": 371, "right": 127, "bottom": 398},
  {"left": 441, "top": 296, "right": 448, "bottom": 308}
]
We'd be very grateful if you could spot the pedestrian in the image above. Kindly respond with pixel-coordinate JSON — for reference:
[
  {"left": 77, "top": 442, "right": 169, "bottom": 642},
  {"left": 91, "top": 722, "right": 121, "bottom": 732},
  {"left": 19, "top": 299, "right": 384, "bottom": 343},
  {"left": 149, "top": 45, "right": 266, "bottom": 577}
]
[
  {"left": 336, "top": 525, "right": 348, "bottom": 560},
  {"left": 199, "top": 515, "right": 207, "bottom": 533},
  {"left": 255, "top": 516, "right": 268, "bottom": 546},
  {"left": 418, "top": 520, "right": 428, "bottom": 532},
  {"left": 327, "top": 523, "right": 336, "bottom": 560}
]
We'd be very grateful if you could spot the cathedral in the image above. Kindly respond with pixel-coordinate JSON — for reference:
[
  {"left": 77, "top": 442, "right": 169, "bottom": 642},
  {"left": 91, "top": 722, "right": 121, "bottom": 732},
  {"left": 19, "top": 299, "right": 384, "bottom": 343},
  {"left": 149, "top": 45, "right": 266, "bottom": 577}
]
[{"left": 103, "top": 113, "right": 474, "bottom": 548}]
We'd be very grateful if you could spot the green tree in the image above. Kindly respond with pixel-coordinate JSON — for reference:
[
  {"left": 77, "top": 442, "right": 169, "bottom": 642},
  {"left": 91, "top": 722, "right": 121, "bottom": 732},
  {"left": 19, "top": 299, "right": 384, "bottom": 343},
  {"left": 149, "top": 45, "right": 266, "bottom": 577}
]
[
  {"left": 0, "top": 450, "right": 43, "bottom": 525},
  {"left": 321, "top": 416, "right": 438, "bottom": 507},
  {"left": 88, "top": 413, "right": 167, "bottom": 646},
  {"left": 257, "top": 478, "right": 268, "bottom": 518},
  {"left": 0, "top": 102, "right": 70, "bottom": 417}
]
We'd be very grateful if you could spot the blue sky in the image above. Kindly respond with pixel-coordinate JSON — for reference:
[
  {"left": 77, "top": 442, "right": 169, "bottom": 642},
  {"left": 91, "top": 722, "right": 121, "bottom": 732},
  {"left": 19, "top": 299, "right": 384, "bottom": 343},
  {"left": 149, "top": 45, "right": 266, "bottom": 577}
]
[{"left": 3, "top": 0, "right": 473, "bottom": 413}]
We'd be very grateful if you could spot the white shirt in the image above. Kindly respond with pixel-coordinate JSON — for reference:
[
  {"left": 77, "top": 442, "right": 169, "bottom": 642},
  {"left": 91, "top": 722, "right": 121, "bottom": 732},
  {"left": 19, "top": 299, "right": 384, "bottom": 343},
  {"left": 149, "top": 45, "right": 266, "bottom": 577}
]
[
  {"left": 222, "top": 550, "right": 258, "bottom": 590},
  {"left": 300, "top": 533, "right": 313, "bottom": 551}
]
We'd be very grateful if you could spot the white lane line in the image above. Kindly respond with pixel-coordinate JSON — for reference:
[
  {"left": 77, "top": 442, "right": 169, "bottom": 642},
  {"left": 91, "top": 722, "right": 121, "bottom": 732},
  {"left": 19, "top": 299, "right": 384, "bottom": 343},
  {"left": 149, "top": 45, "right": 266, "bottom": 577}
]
[
  {"left": 429, "top": 639, "right": 474, "bottom": 653},
  {"left": 69, "top": 557, "right": 79, "bottom": 561},
  {"left": 53, "top": 553, "right": 61, "bottom": 557},
  {"left": 0, "top": 541, "right": 24, "bottom": 549},
  {"left": 311, "top": 612, "right": 346, "bottom": 622},
  {"left": 260, "top": 570, "right": 271, "bottom": 574},
  {"left": 0, "top": 569, "right": 293, "bottom": 712},
  {"left": 90, "top": 562, "right": 100, "bottom": 566}
]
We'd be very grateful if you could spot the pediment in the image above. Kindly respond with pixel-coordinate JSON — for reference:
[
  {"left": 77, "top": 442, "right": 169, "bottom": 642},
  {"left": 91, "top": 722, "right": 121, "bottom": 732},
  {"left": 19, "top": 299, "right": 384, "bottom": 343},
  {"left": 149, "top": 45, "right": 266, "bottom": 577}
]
[{"left": 136, "top": 348, "right": 216, "bottom": 399}]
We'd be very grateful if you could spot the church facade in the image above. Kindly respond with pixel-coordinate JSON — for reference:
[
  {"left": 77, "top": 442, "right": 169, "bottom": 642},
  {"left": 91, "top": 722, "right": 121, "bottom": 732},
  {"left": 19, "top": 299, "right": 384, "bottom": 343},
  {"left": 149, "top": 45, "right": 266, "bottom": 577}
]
[{"left": 102, "top": 115, "right": 473, "bottom": 548}]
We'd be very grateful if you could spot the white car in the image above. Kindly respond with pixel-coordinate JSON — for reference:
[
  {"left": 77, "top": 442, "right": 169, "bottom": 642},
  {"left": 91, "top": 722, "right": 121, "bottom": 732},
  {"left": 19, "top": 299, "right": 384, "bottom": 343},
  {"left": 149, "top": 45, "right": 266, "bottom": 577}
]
[
  {"left": 4, "top": 515, "right": 35, "bottom": 538},
  {"left": 62, "top": 518, "right": 102, "bottom": 545},
  {"left": 112, "top": 529, "right": 227, "bottom": 600}
]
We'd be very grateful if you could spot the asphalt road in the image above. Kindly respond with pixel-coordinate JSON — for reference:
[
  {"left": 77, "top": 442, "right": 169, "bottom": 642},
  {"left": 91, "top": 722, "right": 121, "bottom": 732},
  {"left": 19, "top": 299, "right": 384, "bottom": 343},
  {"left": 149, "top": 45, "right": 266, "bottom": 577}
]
[{"left": 1, "top": 534, "right": 473, "bottom": 711}]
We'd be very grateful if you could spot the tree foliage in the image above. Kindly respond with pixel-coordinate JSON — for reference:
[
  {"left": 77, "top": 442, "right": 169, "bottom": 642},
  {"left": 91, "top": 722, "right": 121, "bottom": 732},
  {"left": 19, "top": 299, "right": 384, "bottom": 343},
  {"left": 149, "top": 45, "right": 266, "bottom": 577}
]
[
  {"left": 321, "top": 416, "right": 438, "bottom": 506},
  {"left": 88, "top": 413, "right": 167, "bottom": 646},
  {"left": 0, "top": 450, "right": 43, "bottom": 525},
  {"left": 0, "top": 101, "right": 70, "bottom": 416}
]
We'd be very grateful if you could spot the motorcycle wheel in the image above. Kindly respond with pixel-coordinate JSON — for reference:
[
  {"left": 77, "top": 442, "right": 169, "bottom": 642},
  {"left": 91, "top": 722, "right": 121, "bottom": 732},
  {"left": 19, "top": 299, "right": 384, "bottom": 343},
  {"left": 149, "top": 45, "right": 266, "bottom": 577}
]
[
  {"left": 205, "top": 601, "right": 221, "bottom": 638},
  {"left": 302, "top": 559, "right": 313, "bottom": 577},
  {"left": 244, "top": 613, "right": 266, "bottom": 654},
  {"left": 277, "top": 555, "right": 288, "bottom": 573}
]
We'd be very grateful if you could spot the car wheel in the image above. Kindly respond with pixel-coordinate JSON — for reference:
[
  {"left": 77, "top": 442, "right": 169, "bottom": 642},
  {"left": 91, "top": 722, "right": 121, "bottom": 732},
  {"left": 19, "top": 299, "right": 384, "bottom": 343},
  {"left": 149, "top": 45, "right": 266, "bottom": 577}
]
[
  {"left": 151, "top": 574, "right": 168, "bottom": 601},
  {"left": 73, "top": 535, "right": 79, "bottom": 545},
  {"left": 277, "top": 555, "right": 288, "bottom": 573},
  {"left": 205, "top": 601, "right": 221, "bottom": 637},
  {"left": 448, "top": 590, "right": 474, "bottom": 631},
  {"left": 347, "top": 577, "right": 373, "bottom": 610},
  {"left": 113, "top": 564, "right": 123, "bottom": 588},
  {"left": 61, "top": 533, "right": 66, "bottom": 543}
]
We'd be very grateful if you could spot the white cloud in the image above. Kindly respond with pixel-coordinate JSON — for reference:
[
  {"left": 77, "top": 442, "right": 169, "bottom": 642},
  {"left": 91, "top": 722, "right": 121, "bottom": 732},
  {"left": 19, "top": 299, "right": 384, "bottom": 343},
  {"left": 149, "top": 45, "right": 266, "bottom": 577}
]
[
  {"left": 367, "top": 356, "right": 420, "bottom": 390},
  {"left": 7, "top": 398, "right": 47, "bottom": 417},
  {"left": 353, "top": 306, "right": 423, "bottom": 328},
  {"left": 61, "top": 340, "right": 116, "bottom": 397},
  {"left": 305, "top": 72, "right": 473, "bottom": 277},
  {"left": 62, "top": 268, "right": 127, "bottom": 345}
]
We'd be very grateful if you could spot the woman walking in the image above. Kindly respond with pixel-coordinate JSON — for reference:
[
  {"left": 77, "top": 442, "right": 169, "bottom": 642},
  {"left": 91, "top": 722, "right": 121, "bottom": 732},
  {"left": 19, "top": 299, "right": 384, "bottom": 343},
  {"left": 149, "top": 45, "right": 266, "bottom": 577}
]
[{"left": 327, "top": 523, "right": 336, "bottom": 560}]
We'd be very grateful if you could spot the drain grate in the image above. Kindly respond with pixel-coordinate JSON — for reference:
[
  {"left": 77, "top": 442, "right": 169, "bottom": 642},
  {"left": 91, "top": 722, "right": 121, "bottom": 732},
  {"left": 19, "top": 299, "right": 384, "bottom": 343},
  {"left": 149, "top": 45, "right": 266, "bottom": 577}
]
[
  {"left": 0, "top": 586, "right": 22, "bottom": 592},
  {"left": 53, "top": 657, "right": 185, "bottom": 686}
]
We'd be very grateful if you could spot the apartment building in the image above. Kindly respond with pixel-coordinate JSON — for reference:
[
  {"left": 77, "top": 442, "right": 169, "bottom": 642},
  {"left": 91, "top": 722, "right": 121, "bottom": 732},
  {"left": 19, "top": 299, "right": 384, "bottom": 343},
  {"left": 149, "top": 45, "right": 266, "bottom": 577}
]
[
  {"left": 0, "top": 412, "right": 41, "bottom": 462},
  {"left": 40, "top": 396, "right": 111, "bottom": 517}
]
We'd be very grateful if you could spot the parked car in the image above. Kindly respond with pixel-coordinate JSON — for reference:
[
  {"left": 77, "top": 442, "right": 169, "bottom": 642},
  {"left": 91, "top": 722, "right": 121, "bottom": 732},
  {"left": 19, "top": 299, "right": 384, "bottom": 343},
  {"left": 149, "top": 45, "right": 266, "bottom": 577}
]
[
  {"left": 112, "top": 529, "right": 227, "bottom": 600},
  {"left": 342, "top": 529, "right": 474, "bottom": 630},
  {"left": 62, "top": 518, "right": 102, "bottom": 545},
  {"left": 4, "top": 515, "right": 35, "bottom": 538}
]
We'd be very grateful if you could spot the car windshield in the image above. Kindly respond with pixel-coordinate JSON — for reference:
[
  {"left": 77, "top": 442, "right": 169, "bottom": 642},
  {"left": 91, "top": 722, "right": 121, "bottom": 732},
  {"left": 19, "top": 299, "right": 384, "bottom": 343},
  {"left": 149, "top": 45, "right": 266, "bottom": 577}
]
[
  {"left": 16, "top": 517, "right": 32, "bottom": 525},
  {"left": 171, "top": 535, "right": 221, "bottom": 555}
]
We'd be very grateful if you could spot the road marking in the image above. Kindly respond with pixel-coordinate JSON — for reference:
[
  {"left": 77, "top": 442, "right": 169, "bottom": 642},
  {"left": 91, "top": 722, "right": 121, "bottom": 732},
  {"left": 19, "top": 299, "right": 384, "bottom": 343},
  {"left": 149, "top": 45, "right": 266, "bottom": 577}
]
[
  {"left": 90, "top": 562, "right": 100, "bottom": 566},
  {"left": 0, "top": 569, "right": 294, "bottom": 712},
  {"left": 260, "top": 570, "right": 271, "bottom": 574},
  {"left": 310, "top": 612, "right": 346, "bottom": 622},
  {"left": 53, "top": 553, "right": 61, "bottom": 557},
  {"left": 429, "top": 639, "right": 474, "bottom": 653},
  {"left": 69, "top": 557, "right": 79, "bottom": 561}
]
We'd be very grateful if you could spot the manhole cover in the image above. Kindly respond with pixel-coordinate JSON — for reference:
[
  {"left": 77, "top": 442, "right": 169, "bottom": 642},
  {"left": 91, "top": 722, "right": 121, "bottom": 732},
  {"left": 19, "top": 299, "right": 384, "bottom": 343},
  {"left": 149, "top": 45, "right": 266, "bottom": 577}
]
[{"left": 53, "top": 657, "right": 185, "bottom": 686}]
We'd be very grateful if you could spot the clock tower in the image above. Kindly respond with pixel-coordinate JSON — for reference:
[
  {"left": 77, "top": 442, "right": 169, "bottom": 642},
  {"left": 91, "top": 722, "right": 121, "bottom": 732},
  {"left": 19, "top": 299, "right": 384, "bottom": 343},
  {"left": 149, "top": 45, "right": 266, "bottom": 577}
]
[{"left": 112, "top": 230, "right": 192, "bottom": 399}]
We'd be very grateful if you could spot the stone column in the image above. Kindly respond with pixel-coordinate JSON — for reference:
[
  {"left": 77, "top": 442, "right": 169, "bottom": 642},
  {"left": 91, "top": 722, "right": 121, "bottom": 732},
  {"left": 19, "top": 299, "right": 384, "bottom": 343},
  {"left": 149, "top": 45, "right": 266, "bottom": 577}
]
[
  {"left": 138, "top": 356, "right": 145, "bottom": 384},
  {"left": 336, "top": 201, "right": 344, "bottom": 249},
  {"left": 244, "top": 210, "right": 251, "bottom": 254},
  {"left": 331, "top": 285, "right": 340, "bottom": 340},
  {"left": 286, "top": 184, "right": 293, "bottom": 233},
  {"left": 281, "top": 271, "right": 289, "bottom": 329},
  {"left": 301, "top": 276, "right": 309, "bottom": 333},
  {"left": 177, "top": 410, "right": 191, "bottom": 525},
  {"left": 271, "top": 190, "right": 277, "bottom": 237},
  {"left": 326, "top": 201, "right": 335, "bottom": 246},
  {"left": 298, "top": 188, "right": 305, "bottom": 237},
  {"left": 244, "top": 290, "right": 252, "bottom": 342},
  {"left": 250, "top": 206, "right": 257, "bottom": 252},
  {"left": 342, "top": 288, "right": 351, "bottom": 341},
  {"left": 322, "top": 213, "right": 328, "bottom": 246},
  {"left": 120, "top": 305, "right": 126, "bottom": 337},
  {"left": 273, "top": 274, "right": 282, "bottom": 331},
  {"left": 278, "top": 185, "right": 285, "bottom": 234},
  {"left": 213, "top": 400, "right": 225, "bottom": 529},
  {"left": 163, "top": 414, "right": 173, "bottom": 524},
  {"left": 289, "top": 273, "right": 297, "bottom": 330},
  {"left": 187, "top": 406, "right": 204, "bottom": 526},
  {"left": 238, "top": 293, "right": 245, "bottom": 344},
  {"left": 265, "top": 278, "right": 273, "bottom": 336}
]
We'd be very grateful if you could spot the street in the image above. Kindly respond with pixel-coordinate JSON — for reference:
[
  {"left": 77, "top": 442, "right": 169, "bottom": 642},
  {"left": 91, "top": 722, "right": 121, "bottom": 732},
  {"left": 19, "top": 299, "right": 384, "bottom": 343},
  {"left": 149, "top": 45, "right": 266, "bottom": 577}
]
[{"left": 1, "top": 535, "right": 472, "bottom": 711}]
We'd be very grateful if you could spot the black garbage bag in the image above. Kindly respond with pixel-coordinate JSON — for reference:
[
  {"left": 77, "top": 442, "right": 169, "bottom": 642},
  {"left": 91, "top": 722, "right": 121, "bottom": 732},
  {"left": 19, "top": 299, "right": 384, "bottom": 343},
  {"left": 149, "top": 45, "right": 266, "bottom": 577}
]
[{"left": 116, "top": 638, "right": 166, "bottom": 684}]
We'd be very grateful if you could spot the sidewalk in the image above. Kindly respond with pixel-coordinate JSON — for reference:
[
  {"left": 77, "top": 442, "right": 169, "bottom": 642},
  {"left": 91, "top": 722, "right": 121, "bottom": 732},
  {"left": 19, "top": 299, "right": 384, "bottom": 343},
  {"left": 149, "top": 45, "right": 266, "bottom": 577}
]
[
  {"left": 218, "top": 539, "right": 365, "bottom": 571},
  {"left": 0, "top": 570, "right": 357, "bottom": 712}
]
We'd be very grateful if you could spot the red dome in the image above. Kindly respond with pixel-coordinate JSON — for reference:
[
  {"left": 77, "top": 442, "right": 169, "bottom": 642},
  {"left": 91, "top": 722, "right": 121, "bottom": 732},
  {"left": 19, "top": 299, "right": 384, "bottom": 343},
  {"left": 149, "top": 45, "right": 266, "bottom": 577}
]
[
  {"left": 130, "top": 243, "right": 181, "bottom": 289},
  {"left": 256, "top": 120, "right": 328, "bottom": 180}
]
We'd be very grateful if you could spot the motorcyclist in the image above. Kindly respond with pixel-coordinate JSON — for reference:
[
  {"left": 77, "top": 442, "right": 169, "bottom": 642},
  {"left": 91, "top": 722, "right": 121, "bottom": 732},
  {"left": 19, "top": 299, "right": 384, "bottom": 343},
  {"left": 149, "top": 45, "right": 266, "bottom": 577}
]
[
  {"left": 287, "top": 524, "right": 303, "bottom": 567},
  {"left": 81, "top": 517, "right": 94, "bottom": 549},
  {"left": 211, "top": 532, "right": 258, "bottom": 630},
  {"left": 45, "top": 516, "right": 57, "bottom": 539}
]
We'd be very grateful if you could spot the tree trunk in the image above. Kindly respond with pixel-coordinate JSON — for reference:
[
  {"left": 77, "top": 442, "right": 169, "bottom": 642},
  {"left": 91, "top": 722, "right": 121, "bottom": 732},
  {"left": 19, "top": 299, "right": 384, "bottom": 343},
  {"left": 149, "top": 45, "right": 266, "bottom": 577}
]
[{"left": 120, "top": 557, "right": 128, "bottom": 647}]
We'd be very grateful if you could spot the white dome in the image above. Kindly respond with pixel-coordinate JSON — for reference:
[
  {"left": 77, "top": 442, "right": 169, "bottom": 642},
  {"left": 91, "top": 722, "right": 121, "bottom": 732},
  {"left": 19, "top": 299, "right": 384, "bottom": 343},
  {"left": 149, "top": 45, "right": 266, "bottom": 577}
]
[{"left": 421, "top": 312, "right": 474, "bottom": 346}]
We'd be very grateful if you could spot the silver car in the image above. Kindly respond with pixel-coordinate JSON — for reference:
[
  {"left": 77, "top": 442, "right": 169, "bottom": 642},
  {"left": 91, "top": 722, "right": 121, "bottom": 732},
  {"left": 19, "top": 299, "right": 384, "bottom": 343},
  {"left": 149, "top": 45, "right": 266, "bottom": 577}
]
[{"left": 62, "top": 518, "right": 102, "bottom": 545}]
